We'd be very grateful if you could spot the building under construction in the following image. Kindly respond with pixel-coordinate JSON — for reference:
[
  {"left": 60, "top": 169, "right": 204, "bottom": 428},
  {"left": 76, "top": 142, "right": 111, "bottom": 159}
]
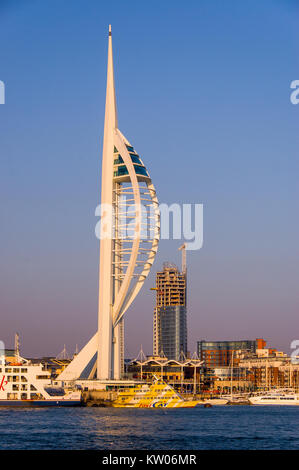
[{"left": 153, "top": 255, "right": 187, "bottom": 361}]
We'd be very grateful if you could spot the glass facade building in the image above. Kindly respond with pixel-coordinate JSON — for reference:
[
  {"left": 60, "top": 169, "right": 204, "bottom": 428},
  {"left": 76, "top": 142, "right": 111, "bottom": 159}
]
[
  {"left": 159, "top": 306, "right": 187, "bottom": 361},
  {"left": 197, "top": 339, "right": 265, "bottom": 368}
]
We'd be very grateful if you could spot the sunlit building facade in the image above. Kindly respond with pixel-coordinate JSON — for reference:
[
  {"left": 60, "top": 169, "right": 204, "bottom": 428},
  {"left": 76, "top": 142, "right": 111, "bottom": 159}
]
[
  {"left": 153, "top": 264, "right": 187, "bottom": 360},
  {"left": 197, "top": 339, "right": 266, "bottom": 368}
]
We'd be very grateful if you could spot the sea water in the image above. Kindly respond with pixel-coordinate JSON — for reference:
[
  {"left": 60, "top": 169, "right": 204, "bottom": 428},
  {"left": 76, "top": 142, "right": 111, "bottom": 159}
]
[{"left": 0, "top": 406, "right": 298, "bottom": 450}]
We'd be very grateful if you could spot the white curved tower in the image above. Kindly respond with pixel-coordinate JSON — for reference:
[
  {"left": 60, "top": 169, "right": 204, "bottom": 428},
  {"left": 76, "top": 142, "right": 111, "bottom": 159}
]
[{"left": 58, "top": 26, "right": 159, "bottom": 382}]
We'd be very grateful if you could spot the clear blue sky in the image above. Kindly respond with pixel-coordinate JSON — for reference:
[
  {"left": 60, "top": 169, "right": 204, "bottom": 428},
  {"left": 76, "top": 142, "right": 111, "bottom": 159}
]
[{"left": 0, "top": 0, "right": 298, "bottom": 357}]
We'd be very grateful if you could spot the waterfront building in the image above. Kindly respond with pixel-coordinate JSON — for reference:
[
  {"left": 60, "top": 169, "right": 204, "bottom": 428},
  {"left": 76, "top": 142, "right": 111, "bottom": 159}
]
[
  {"left": 199, "top": 344, "right": 299, "bottom": 393},
  {"left": 153, "top": 263, "right": 187, "bottom": 361},
  {"left": 126, "top": 356, "right": 202, "bottom": 394},
  {"left": 239, "top": 350, "right": 299, "bottom": 390},
  {"left": 58, "top": 26, "right": 160, "bottom": 383},
  {"left": 197, "top": 338, "right": 266, "bottom": 368}
]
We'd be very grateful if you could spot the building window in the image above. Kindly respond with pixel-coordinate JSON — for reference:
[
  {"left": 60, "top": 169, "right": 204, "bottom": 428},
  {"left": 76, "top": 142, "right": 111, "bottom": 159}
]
[
  {"left": 114, "top": 165, "right": 128, "bottom": 177},
  {"left": 134, "top": 165, "right": 148, "bottom": 177}
]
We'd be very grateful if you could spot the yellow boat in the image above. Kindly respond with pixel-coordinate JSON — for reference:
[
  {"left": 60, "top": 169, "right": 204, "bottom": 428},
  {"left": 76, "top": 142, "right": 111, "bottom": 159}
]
[{"left": 112, "top": 378, "right": 200, "bottom": 408}]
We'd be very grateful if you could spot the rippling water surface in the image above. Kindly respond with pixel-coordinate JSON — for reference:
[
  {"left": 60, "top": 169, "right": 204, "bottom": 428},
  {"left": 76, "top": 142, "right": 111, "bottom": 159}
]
[{"left": 0, "top": 406, "right": 299, "bottom": 450}]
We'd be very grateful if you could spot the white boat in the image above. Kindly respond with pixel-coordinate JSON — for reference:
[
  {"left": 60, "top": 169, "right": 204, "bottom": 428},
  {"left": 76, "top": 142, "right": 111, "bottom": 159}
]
[
  {"left": 0, "top": 359, "right": 81, "bottom": 406},
  {"left": 249, "top": 390, "right": 299, "bottom": 405},
  {"left": 226, "top": 396, "right": 250, "bottom": 405},
  {"left": 202, "top": 397, "right": 229, "bottom": 405}
]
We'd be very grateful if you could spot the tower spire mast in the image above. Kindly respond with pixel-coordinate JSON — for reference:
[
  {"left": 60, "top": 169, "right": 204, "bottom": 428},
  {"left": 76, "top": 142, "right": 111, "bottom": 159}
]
[
  {"left": 105, "top": 25, "right": 118, "bottom": 131},
  {"left": 97, "top": 25, "right": 118, "bottom": 380},
  {"left": 57, "top": 26, "right": 160, "bottom": 384}
]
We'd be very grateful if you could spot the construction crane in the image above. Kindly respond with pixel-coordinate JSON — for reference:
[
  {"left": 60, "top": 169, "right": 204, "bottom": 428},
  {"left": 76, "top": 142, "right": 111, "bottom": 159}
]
[{"left": 178, "top": 243, "right": 187, "bottom": 274}]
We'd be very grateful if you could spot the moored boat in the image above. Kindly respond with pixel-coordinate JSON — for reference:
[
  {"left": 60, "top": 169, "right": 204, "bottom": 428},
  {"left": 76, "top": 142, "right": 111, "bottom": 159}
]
[
  {"left": 249, "top": 389, "right": 299, "bottom": 405},
  {"left": 112, "top": 378, "right": 201, "bottom": 408},
  {"left": 0, "top": 361, "right": 81, "bottom": 406},
  {"left": 204, "top": 397, "right": 229, "bottom": 405}
]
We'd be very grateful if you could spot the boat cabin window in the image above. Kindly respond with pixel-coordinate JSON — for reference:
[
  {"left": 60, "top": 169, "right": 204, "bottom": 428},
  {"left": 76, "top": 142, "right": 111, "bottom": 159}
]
[{"left": 44, "top": 387, "right": 65, "bottom": 397}]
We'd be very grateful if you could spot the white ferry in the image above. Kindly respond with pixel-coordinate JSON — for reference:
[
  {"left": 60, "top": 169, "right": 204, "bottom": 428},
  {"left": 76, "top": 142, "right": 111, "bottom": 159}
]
[
  {"left": 249, "top": 390, "right": 299, "bottom": 405},
  {"left": 0, "top": 360, "right": 81, "bottom": 406}
]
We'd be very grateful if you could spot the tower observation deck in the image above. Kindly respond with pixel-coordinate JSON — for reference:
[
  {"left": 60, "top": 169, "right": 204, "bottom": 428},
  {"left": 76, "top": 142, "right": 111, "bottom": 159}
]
[{"left": 58, "top": 26, "right": 160, "bottom": 382}]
